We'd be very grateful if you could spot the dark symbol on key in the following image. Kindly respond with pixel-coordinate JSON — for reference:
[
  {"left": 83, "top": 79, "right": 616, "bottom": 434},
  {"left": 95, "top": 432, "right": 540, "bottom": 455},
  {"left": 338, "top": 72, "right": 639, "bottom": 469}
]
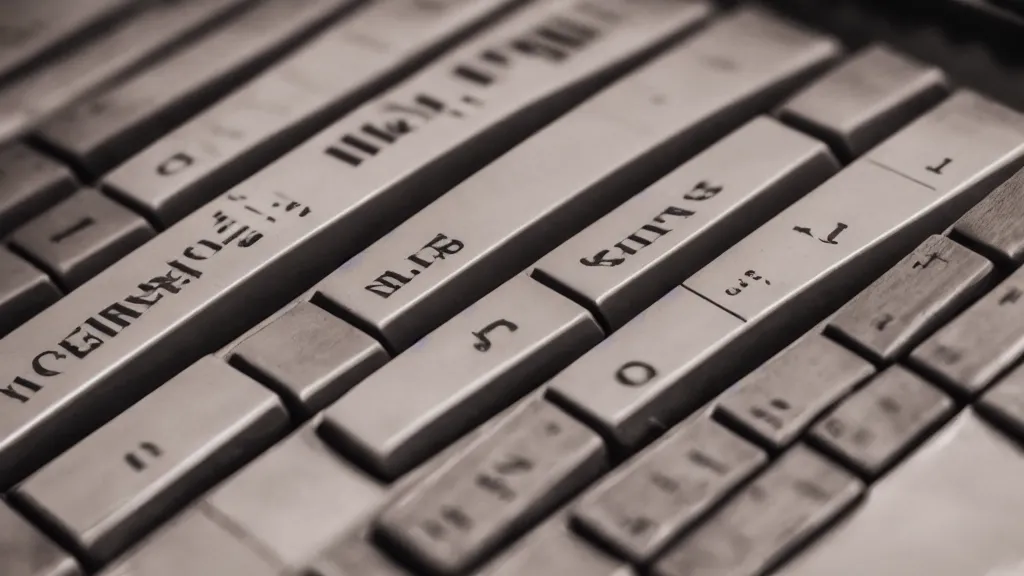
[
  {"left": 684, "top": 180, "right": 723, "bottom": 201},
  {"left": 1000, "top": 288, "right": 1022, "bottom": 306},
  {"left": 872, "top": 313, "right": 895, "bottom": 332},
  {"left": 793, "top": 222, "right": 848, "bottom": 245},
  {"left": 926, "top": 157, "right": 953, "bottom": 175},
  {"left": 50, "top": 217, "right": 94, "bottom": 243},
  {"left": 913, "top": 252, "right": 948, "bottom": 269},
  {"left": 471, "top": 319, "right": 518, "bottom": 352},
  {"left": 615, "top": 361, "right": 657, "bottom": 387},
  {"left": 125, "top": 442, "right": 162, "bottom": 472}
]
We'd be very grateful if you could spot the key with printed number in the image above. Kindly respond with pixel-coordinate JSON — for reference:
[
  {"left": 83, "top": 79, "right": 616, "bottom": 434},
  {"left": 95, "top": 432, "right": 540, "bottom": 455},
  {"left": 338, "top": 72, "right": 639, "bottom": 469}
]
[
  {"left": 316, "top": 9, "right": 840, "bottom": 351},
  {"left": 952, "top": 165, "right": 1024, "bottom": 266},
  {"left": 0, "top": 143, "right": 77, "bottom": 236},
  {"left": 0, "top": 248, "right": 60, "bottom": 339},
  {"left": 1, "top": 500, "right": 82, "bottom": 576}
]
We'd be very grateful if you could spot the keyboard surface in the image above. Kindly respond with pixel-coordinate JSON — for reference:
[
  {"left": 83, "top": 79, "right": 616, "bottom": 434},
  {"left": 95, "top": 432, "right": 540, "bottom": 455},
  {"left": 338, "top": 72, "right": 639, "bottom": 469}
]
[{"left": 2, "top": 1, "right": 1024, "bottom": 574}]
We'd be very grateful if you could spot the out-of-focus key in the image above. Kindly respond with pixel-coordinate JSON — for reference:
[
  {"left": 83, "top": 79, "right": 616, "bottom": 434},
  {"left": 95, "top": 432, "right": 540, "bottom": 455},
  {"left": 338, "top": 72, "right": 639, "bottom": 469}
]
[
  {"left": 535, "top": 117, "right": 837, "bottom": 330},
  {"left": 0, "top": 248, "right": 60, "bottom": 339},
  {"left": 104, "top": 0, "right": 531, "bottom": 226},
  {"left": 952, "top": 165, "right": 1024, "bottom": 266},
  {"left": 911, "top": 265, "right": 1024, "bottom": 397},
  {"left": 0, "top": 0, "right": 257, "bottom": 142},
  {"left": 317, "top": 10, "right": 841, "bottom": 350},
  {"left": 777, "top": 44, "right": 948, "bottom": 160},
  {"left": 229, "top": 300, "right": 388, "bottom": 416},
  {"left": 979, "top": 361, "right": 1024, "bottom": 439},
  {"left": 0, "top": 143, "right": 77, "bottom": 236},
  {"left": 0, "top": 0, "right": 717, "bottom": 490},
  {"left": 0, "top": 500, "right": 81, "bottom": 576},
  {"left": 305, "top": 532, "right": 411, "bottom": 576},
  {"left": 13, "top": 356, "right": 288, "bottom": 564},
  {"left": 653, "top": 445, "right": 865, "bottom": 576},
  {"left": 38, "top": 0, "right": 360, "bottom": 176},
  {"left": 573, "top": 414, "right": 766, "bottom": 564},
  {"left": 827, "top": 234, "right": 993, "bottom": 363},
  {"left": 319, "top": 274, "right": 602, "bottom": 480},
  {"left": 810, "top": 365, "right": 954, "bottom": 479},
  {"left": 377, "top": 398, "right": 606, "bottom": 575},
  {"left": 10, "top": 189, "right": 154, "bottom": 290},
  {"left": 715, "top": 335, "right": 875, "bottom": 451}
]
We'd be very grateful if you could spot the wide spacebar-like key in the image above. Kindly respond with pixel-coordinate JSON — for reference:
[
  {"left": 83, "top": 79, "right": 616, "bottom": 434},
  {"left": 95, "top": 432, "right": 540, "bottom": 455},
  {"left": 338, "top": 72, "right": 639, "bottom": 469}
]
[{"left": 0, "top": 0, "right": 712, "bottom": 489}]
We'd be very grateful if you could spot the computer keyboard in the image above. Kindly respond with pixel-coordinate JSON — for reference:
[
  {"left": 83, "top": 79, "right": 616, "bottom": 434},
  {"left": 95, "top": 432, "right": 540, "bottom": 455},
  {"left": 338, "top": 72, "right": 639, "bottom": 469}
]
[{"left": 4, "top": 0, "right": 1024, "bottom": 575}]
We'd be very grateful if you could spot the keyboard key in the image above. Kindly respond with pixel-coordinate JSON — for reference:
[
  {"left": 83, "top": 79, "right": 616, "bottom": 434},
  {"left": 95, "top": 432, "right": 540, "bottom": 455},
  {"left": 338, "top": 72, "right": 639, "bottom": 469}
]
[
  {"left": 827, "top": 234, "right": 993, "bottom": 363},
  {"left": 316, "top": 9, "right": 840, "bottom": 350},
  {"left": 0, "top": 0, "right": 258, "bottom": 142},
  {"left": 229, "top": 300, "right": 388, "bottom": 416},
  {"left": 911, "top": 265, "right": 1024, "bottom": 397},
  {"left": 319, "top": 274, "right": 601, "bottom": 480},
  {"left": 0, "top": 143, "right": 77, "bottom": 236},
  {"left": 37, "top": 0, "right": 360, "bottom": 176},
  {"left": 0, "top": 248, "right": 60, "bottom": 339},
  {"left": 0, "top": 0, "right": 718, "bottom": 490},
  {"left": 535, "top": 116, "right": 837, "bottom": 330},
  {"left": 377, "top": 398, "right": 606, "bottom": 575},
  {"left": 777, "top": 44, "right": 948, "bottom": 160},
  {"left": 305, "top": 531, "right": 411, "bottom": 576},
  {"left": 809, "top": 365, "right": 954, "bottom": 479},
  {"left": 103, "top": 0, "right": 533, "bottom": 226},
  {"left": 573, "top": 414, "right": 766, "bottom": 564},
  {"left": 653, "top": 445, "right": 865, "bottom": 576},
  {"left": 952, "top": 165, "right": 1024, "bottom": 266},
  {"left": 0, "top": 500, "right": 81, "bottom": 576},
  {"left": 10, "top": 189, "right": 154, "bottom": 290},
  {"left": 980, "top": 354, "right": 1024, "bottom": 441},
  {"left": 778, "top": 411, "right": 1024, "bottom": 576},
  {"left": 715, "top": 334, "right": 875, "bottom": 451}
]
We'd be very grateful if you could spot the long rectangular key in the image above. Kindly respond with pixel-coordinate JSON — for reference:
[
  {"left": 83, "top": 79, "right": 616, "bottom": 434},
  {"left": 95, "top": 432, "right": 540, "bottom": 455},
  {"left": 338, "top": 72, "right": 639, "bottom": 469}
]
[
  {"left": 0, "top": 0, "right": 712, "bottom": 489},
  {"left": 1, "top": 500, "right": 82, "bottom": 576},
  {"left": 12, "top": 356, "right": 288, "bottom": 564},
  {"left": 535, "top": 116, "right": 837, "bottom": 331},
  {"left": 36, "top": 0, "right": 360, "bottom": 176},
  {"left": 0, "top": 0, "right": 258, "bottom": 142},
  {"left": 0, "top": 142, "right": 77, "bottom": 236},
  {"left": 315, "top": 9, "right": 841, "bottom": 351},
  {"left": 102, "top": 0, "right": 529, "bottom": 226},
  {"left": 548, "top": 91, "right": 1024, "bottom": 448},
  {"left": 319, "top": 273, "right": 602, "bottom": 480}
]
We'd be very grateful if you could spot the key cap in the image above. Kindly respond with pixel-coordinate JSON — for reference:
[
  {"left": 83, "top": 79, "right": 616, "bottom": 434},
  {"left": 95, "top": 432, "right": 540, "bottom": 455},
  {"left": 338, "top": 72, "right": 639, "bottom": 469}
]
[
  {"left": 573, "top": 414, "right": 766, "bottom": 564},
  {"left": 715, "top": 334, "right": 875, "bottom": 451},
  {"left": 0, "top": 0, "right": 257, "bottom": 142},
  {"left": 777, "top": 44, "right": 948, "bottom": 160},
  {"left": 319, "top": 274, "right": 602, "bottom": 480},
  {"left": 952, "top": 165, "right": 1024, "bottom": 266},
  {"left": 809, "top": 365, "right": 954, "bottom": 479},
  {"left": 306, "top": 531, "right": 411, "bottom": 576},
  {"left": 229, "top": 300, "right": 388, "bottom": 416},
  {"left": 910, "top": 265, "right": 1024, "bottom": 397},
  {"left": 10, "top": 189, "right": 155, "bottom": 290},
  {"left": 653, "top": 445, "right": 864, "bottom": 576},
  {"left": 0, "top": 248, "right": 60, "bottom": 339},
  {"left": 103, "top": 0, "right": 532, "bottom": 226},
  {"left": 316, "top": 9, "right": 841, "bottom": 351},
  {"left": 377, "top": 398, "right": 606, "bottom": 575},
  {"left": 0, "top": 500, "right": 81, "bottom": 576},
  {"left": 0, "top": 143, "right": 77, "bottom": 236},
  {"left": 0, "top": 0, "right": 717, "bottom": 490},
  {"left": 979, "top": 361, "right": 1024, "bottom": 439},
  {"left": 11, "top": 356, "right": 287, "bottom": 564},
  {"left": 534, "top": 117, "right": 837, "bottom": 330},
  {"left": 777, "top": 411, "right": 1024, "bottom": 576},
  {"left": 827, "top": 235, "right": 993, "bottom": 363}
]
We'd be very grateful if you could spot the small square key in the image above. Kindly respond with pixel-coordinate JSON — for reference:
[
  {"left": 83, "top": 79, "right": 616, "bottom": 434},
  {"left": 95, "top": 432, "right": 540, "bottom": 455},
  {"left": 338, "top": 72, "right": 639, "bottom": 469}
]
[{"left": 0, "top": 247, "right": 60, "bottom": 337}]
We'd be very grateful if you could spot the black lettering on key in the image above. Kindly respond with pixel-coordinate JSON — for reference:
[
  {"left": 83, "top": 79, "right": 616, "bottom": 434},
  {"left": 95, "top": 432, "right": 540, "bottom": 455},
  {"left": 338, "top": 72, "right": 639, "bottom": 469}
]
[
  {"left": 616, "top": 361, "right": 657, "bottom": 387},
  {"left": 684, "top": 180, "right": 723, "bottom": 201},
  {"left": 913, "top": 252, "right": 948, "bottom": 270},
  {"left": 725, "top": 270, "right": 770, "bottom": 296},
  {"left": 471, "top": 319, "right": 518, "bottom": 352},
  {"left": 31, "top": 351, "right": 65, "bottom": 377},
  {"left": 58, "top": 325, "right": 105, "bottom": 359},
  {"left": 50, "top": 217, "right": 94, "bottom": 243},
  {"left": 365, "top": 271, "right": 415, "bottom": 299},
  {"left": 926, "top": 157, "right": 953, "bottom": 175},
  {"left": 0, "top": 376, "right": 43, "bottom": 403},
  {"left": 124, "top": 442, "right": 162, "bottom": 472},
  {"left": 156, "top": 152, "right": 194, "bottom": 177},
  {"left": 580, "top": 206, "right": 693, "bottom": 267},
  {"left": 408, "top": 233, "right": 465, "bottom": 268},
  {"left": 1000, "top": 287, "right": 1022, "bottom": 306},
  {"left": 793, "top": 222, "right": 848, "bottom": 245}
]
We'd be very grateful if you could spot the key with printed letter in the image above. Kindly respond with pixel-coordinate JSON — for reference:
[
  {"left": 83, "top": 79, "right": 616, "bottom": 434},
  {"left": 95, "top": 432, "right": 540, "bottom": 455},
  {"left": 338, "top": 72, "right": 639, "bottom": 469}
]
[
  {"left": 1, "top": 499, "right": 82, "bottom": 576},
  {"left": 0, "top": 143, "right": 77, "bottom": 236},
  {"left": 316, "top": 8, "right": 841, "bottom": 351}
]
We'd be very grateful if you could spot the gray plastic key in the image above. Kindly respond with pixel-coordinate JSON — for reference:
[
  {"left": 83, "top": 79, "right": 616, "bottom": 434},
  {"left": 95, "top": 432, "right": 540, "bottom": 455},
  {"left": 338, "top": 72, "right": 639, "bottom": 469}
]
[
  {"left": 316, "top": 9, "right": 840, "bottom": 351},
  {"left": 13, "top": 356, "right": 288, "bottom": 564},
  {"left": 38, "top": 0, "right": 359, "bottom": 176},
  {"left": 0, "top": 500, "right": 81, "bottom": 576},
  {"left": 827, "top": 234, "right": 993, "bottom": 363},
  {"left": 0, "top": 0, "right": 258, "bottom": 142},
  {"left": 777, "top": 44, "right": 948, "bottom": 160},
  {"left": 952, "top": 165, "right": 1024, "bottom": 266},
  {"left": 0, "top": 0, "right": 718, "bottom": 490},
  {"left": 0, "top": 248, "right": 60, "bottom": 339},
  {"left": 319, "top": 274, "right": 602, "bottom": 480},
  {"left": 230, "top": 300, "right": 388, "bottom": 416},
  {"left": 103, "top": 0, "right": 529, "bottom": 226},
  {"left": 715, "top": 334, "right": 875, "bottom": 450},
  {"left": 306, "top": 531, "right": 411, "bottom": 576},
  {"left": 0, "top": 143, "right": 77, "bottom": 236},
  {"left": 653, "top": 445, "right": 865, "bottom": 576},
  {"left": 535, "top": 116, "right": 837, "bottom": 330},
  {"left": 979, "top": 361, "right": 1024, "bottom": 440},
  {"left": 810, "top": 365, "right": 954, "bottom": 479},
  {"left": 10, "top": 188, "right": 154, "bottom": 290},
  {"left": 911, "top": 264, "right": 1024, "bottom": 396},
  {"left": 377, "top": 398, "right": 606, "bottom": 575},
  {"left": 573, "top": 414, "right": 766, "bottom": 564}
]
